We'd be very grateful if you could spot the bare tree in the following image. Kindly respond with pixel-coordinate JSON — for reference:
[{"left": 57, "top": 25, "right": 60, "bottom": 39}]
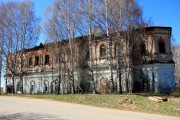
[
  {"left": 45, "top": 0, "right": 146, "bottom": 94},
  {"left": 0, "top": 37, "right": 2, "bottom": 94},
  {"left": 45, "top": 0, "right": 83, "bottom": 94},
  {"left": 0, "top": 1, "right": 40, "bottom": 94},
  {"left": 86, "top": 0, "right": 144, "bottom": 93},
  {"left": 107, "top": 0, "right": 124, "bottom": 94},
  {"left": 45, "top": 5, "right": 66, "bottom": 94},
  {"left": 123, "top": 0, "right": 145, "bottom": 93},
  {"left": 0, "top": 3, "right": 5, "bottom": 94},
  {"left": 103, "top": 0, "right": 145, "bottom": 93},
  {"left": 104, "top": 0, "right": 115, "bottom": 93},
  {"left": 18, "top": 1, "right": 40, "bottom": 94},
  {"left": 76, "top": 0, "right": 97, "bottom": 94},
  {"left": 172, "top": 46, "right": 180, "bottom": 89},
  {"left": 87, "top": 0, "right": 96, "bottom": 94}
]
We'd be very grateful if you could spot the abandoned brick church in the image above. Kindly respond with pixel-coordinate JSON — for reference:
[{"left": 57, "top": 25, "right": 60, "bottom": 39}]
[{"left": 6, "top": 26, "right": 176, "bottom": 94}]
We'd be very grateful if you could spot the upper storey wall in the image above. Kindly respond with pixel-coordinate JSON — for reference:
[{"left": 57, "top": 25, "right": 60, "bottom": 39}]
[
  {"left": 144, "top": 27, "right": 172, "bottom": 63},
  {"left": 6, "top": 26, "right": 173, "bottom": 75}
]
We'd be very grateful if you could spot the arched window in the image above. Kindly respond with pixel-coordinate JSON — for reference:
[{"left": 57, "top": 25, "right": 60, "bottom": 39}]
[
  {"left": 158, "top": 39, "right": 165, "bottom": 53},
  {"left": 100, "top": 44, "right": 106, "bottom": 58},
  {"left": 44, "top": 80, "right": 49, "bottom": 93},
  {"left": 140, "top": 41, "right": 146, "bottom": 54},
  {"left": 17, "top": 81, "right": 22, "bottom": 92},
  {"left": 51, "top": 79, "right": 58, "bottom": 94},
  {"left": 30, "top": 81, "right": 35, "bottom": 94}
]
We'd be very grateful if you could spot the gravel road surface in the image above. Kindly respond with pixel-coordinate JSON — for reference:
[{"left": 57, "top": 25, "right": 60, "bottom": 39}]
[{"left": 0, "top": 96, "right": 179, "bottom": 120}]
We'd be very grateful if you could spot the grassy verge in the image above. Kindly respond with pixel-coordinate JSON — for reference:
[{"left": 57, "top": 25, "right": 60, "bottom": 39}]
[{"left": 1, "top": 94, "right": 180, "bottom": 117}]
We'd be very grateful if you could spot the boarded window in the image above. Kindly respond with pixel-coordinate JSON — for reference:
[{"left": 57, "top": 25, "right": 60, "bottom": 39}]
[
  {"left": 35, "top": 56, "right": 39, "bottom": 65},
  {"left": 158, "top": 39, "right": 165, "bottom": 53},
  {"left": 45, "top": 55, "right": 49, "bottom": 64},
  {"left": 100, "top": 44, "right": 106, "bottom": 58}
]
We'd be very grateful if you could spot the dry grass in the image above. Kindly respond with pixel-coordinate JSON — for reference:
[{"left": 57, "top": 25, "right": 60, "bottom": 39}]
[{"left": 2, "top": 94, "right": 180, "bottom": 117}]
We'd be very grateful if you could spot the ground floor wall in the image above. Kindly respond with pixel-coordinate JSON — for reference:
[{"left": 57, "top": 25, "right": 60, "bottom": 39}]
[
  {"left": 6, "top": 63, "right": 176, "bottom": 94},
  {"left": 142, "top": 63, "right": 176, "bottom": 93}
]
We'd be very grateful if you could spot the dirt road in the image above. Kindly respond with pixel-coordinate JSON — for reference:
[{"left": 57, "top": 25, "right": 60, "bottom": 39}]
[{"left": 0, "top": 96, "right": 179, "bottom": 120}]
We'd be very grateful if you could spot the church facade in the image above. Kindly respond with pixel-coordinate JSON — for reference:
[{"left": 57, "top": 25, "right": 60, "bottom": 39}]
[{"left": 5, "top": 26, "right": 176, "bottom": 94}]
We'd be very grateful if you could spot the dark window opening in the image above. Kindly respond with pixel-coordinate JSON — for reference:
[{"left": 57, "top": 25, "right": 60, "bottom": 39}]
[
  {"left": 30, "top": 85, "right": 34, "bottom": 93},
  {"left": 6, "top": 85, "right": 13, "bottom": 94},
  {"left": 17, "top": 81, "right": 22, "bottom": 92},
  {"left": 29, "top": 57, "right": 32, "bottom": 66},
  {"left": 140, "top": 42, "right": 146, "bottom": 54},
  {"left": 45, "top": 55, "right": 49, "bottom": 64},
  {"left": 86, "top": 51, "right": 90, "bottom": 60},
  {"left": 159, "top": 39, "right": 165, "bottom": 53},
  {"left": 35, "top": 56, "right": 39, "bottom": 65},
  {"left": 100, "top": 44, "right": 106, "bottom": 58},
  {"left": 30, "top": 81, "right": 35, "bottom": 94},
  {"left": 45, "top": 86, "right": 48, "bottom": 92}
]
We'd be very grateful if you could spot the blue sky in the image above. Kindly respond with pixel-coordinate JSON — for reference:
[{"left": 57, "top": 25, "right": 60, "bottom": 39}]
[
  {"left": 1, "top": 0, "right": 180, "bottom": 44},
  {"left": 138, "top": 0, "right": 180, "bottom": 44},
  {"left": 37, "top": 0, "right": 180, "bottom": 44}
]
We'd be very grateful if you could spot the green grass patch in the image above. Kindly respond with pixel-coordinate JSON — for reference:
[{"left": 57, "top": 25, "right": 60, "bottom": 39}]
[{"left": 1, "top": 94, "right": 180, "bottom": 117}]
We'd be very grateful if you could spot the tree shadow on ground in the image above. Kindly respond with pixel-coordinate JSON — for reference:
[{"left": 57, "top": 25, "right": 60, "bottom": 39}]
[{"left": 0, "top": 112, "right": 66, "bottom": 120}]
